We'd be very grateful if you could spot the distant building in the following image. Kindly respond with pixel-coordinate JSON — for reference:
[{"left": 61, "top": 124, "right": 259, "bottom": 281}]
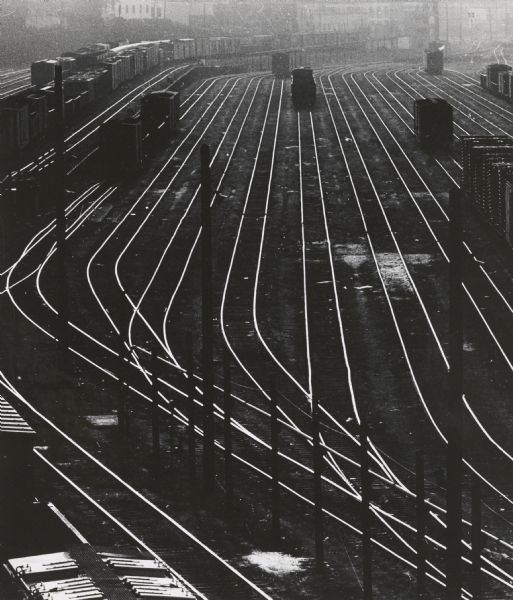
[
  {"left": 438, "top": 0, "right": 513, "bottom": 43},
  {"left": 24, "top": 0, "right": 68, "bottom": 29},
  {"left": 18, "top": 0, "right": 513, "bottom": 47},
  {"left": 102, "top": 0, "right": 216, "bottom": 26}
]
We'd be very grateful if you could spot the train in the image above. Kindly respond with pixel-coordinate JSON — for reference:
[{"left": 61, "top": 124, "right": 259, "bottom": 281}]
[
  {"left": 291, "top": 67, "right": 316, "bottom": 109},
  {"left": 0, "top": 41, "right": 163, "bottom": 156},
  {"left": 0, "top": 31, "right": 354, "bottom": 156}
]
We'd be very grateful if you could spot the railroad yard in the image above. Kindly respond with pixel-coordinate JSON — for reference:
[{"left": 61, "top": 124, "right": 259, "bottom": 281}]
[{"left": 2, "top": 45, "right": 513, "bottom": 600}]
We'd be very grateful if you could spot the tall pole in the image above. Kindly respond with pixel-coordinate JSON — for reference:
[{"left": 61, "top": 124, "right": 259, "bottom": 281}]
[
  {"left": 186, "top": 332, "right": 196, "bottom": 487},
  {"left": 200, "top": 144, "right": 215, "bottom": 493},
  {"left": 361, "top": 421, "right": 372, "bottom": 600},
  {"left": 312, "top": 397, "right": 324, "bottom": 567},
  {"left": 270, "top": 376, "right": 281, "bottom": 544},
  {"left": 416, "top": 450, "right": 426, "bottom": 598},
  {"left": 446, "top": 186, "right": 463, "bottom": 600},
  {"left": 117, "top": 292, "right": 128, "bottom": 434},
  {"left": 151, "top": 349, "right": 160, "bottom": 464},
  {"left": 471, "top": 476, "right": 482, "bottom": 600},
  {"left": 54, "top": 64, "right": 69, "bottom": 351},
  {"left": 223, "top": 349, "right": 233, "bottom": 516}
]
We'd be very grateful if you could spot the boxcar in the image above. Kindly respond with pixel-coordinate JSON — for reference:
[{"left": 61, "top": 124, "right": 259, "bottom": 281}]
[
  {"left": 425, "top": 49, "right": 443, "bottom": 75},
  {"left": 291, "top": 67, "right": 316, "bottom": 109},
  {"left": 272, "top": 52, "right": 290, "bottom": 79},
  {"left": 99, "top": 116, "right": 143, "bottom": 171},
  {"left": 413, "top": 98, "right": 453, "bottom": 150}
]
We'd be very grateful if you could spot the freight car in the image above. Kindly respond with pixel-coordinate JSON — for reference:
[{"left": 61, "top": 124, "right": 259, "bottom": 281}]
[
  {"left": 99, "top": 116, "right": 143, "bottom": 172},
  {"left": 31, "top": 57, "right": 76, "bottom": 87},
  {"left": 413, "top": 98, "right": 453, "bottom": 150},
  {"left": 461, "top": 135, "right": 513, "bottom": 246},
  {"left": 479, "top": 64, "right": 513, "bottom": 105},
  {"left": 0, "top": 96, "right": 30, "bottom": 154},
  {"left": 291, "top": 68, "right": 316, "bottom": 109},
  {"left": 272, "top": 52, "right": 290, "bottom": 79},
  {"left": 140, "top": 90, "right": 180, "bottom": 146},
  {"left": 61, "top": 44, "right": 110, "bottom": 70},
  {"left": 424, "top": 48, "right": 444, "bottom": 75},
  {"left": 485, "top": 63, "right": 512, "bottom": 96}
]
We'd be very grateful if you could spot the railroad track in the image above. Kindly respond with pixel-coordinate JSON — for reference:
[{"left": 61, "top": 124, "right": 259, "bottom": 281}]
[
  {"left": 3, "top": 63, "right": 513, "bottom": 598},
  {"left": 322, "top": 67, "right": 513, "bottom": 594},
  {"left": 33, "top": 446, "right": 273, "bottom": 600},
  {"left": 0, "top": 71, "right": 31, "bottom": 98}
]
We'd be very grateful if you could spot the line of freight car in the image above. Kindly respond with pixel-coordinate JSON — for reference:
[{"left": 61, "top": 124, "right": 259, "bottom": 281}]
[
  {"left": 31, "top": 43, "right": 160, "bottom": 88},
  {"left": 173, "top": 30, "right": 352, "bottom": 61},
  {"left": 1, "top": 46, "right": 162, "bottom": 157}
]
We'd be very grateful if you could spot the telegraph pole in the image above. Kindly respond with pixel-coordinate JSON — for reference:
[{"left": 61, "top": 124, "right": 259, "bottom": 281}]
[
  {"left": 361, "top": 421, "right": 373, "bottom": 599},
  {"left": 200, "top": 144, "right": 215, "bottom": 493},
  {"left": 54, "top": 64, "right": 69, "bottom": 352},
  {"left": 446, "top": 186, "right": 463, "bottom": 600}
]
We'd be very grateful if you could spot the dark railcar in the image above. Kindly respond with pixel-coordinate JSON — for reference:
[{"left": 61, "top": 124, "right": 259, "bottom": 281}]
[
  {"left": 486, "top": 63, "right": 512, "bottom": 97},
  {"left": 30, "top": 57, "right": 76, "bottom": 87},
  {"left": 486, "top": 63, "right": 512, "bottom": 85},
  {"left": 31, "top": 60, "right": 58, "bottom": 87},
  {"left": 141, "top": 90, "right": 180, "bottom": 144},
  {"left": 461, "top": 136, "right": 513, "bottom": 240},
  {"left": 272, "top": 52, "right": 290, "bottom": 79},
  {"left": 424, "top": 49, "right": 443, "bottom": 75},
  {"left": 291, "top": 67, "right": 316, "bottom": 109},
  {"left": 460, "top": 136, "right": 513, "bottom": 186},
  {"left": 413, "top": 98, "right": 453, "bottom": 150},
  {"left": 99, "top": 116, "right": 143, "bottom": 172},
  {"left": 0, "top": 98, "right": 30, "bottom": 154}
]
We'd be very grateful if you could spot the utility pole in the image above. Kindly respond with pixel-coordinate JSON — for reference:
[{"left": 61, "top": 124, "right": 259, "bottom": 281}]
[
  {"left": 312, "top": 407, "right": 324, "bottom": 567},
  {"left": 360, "top": 421, "right": 373, "bottom": 600},
  {"left": 446, "top": 186, "right": 463, "bottom": 600},
  {"left": 186, "top": 332, "right": 196, "bottom": 487},
  {"left": 200, "top": 144, "right": 215, "bottom": 493},
  {"left": 223, "top": 349, "right": 234, "bottom": 516},
  {"left": 151, "top": 349, "right": 160, "bottom": 465},
  {"left": 471, "top": 476, "right": 483, "bottom": 600},
  {"left": 416, "top": 450, "right": 426, "bottom": 598},
  {"left": 54, "top": 64, "right": 69, "bottom": 352},
  {"left": 270, "top": 376, "right": 281, "bottom": 544}
]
